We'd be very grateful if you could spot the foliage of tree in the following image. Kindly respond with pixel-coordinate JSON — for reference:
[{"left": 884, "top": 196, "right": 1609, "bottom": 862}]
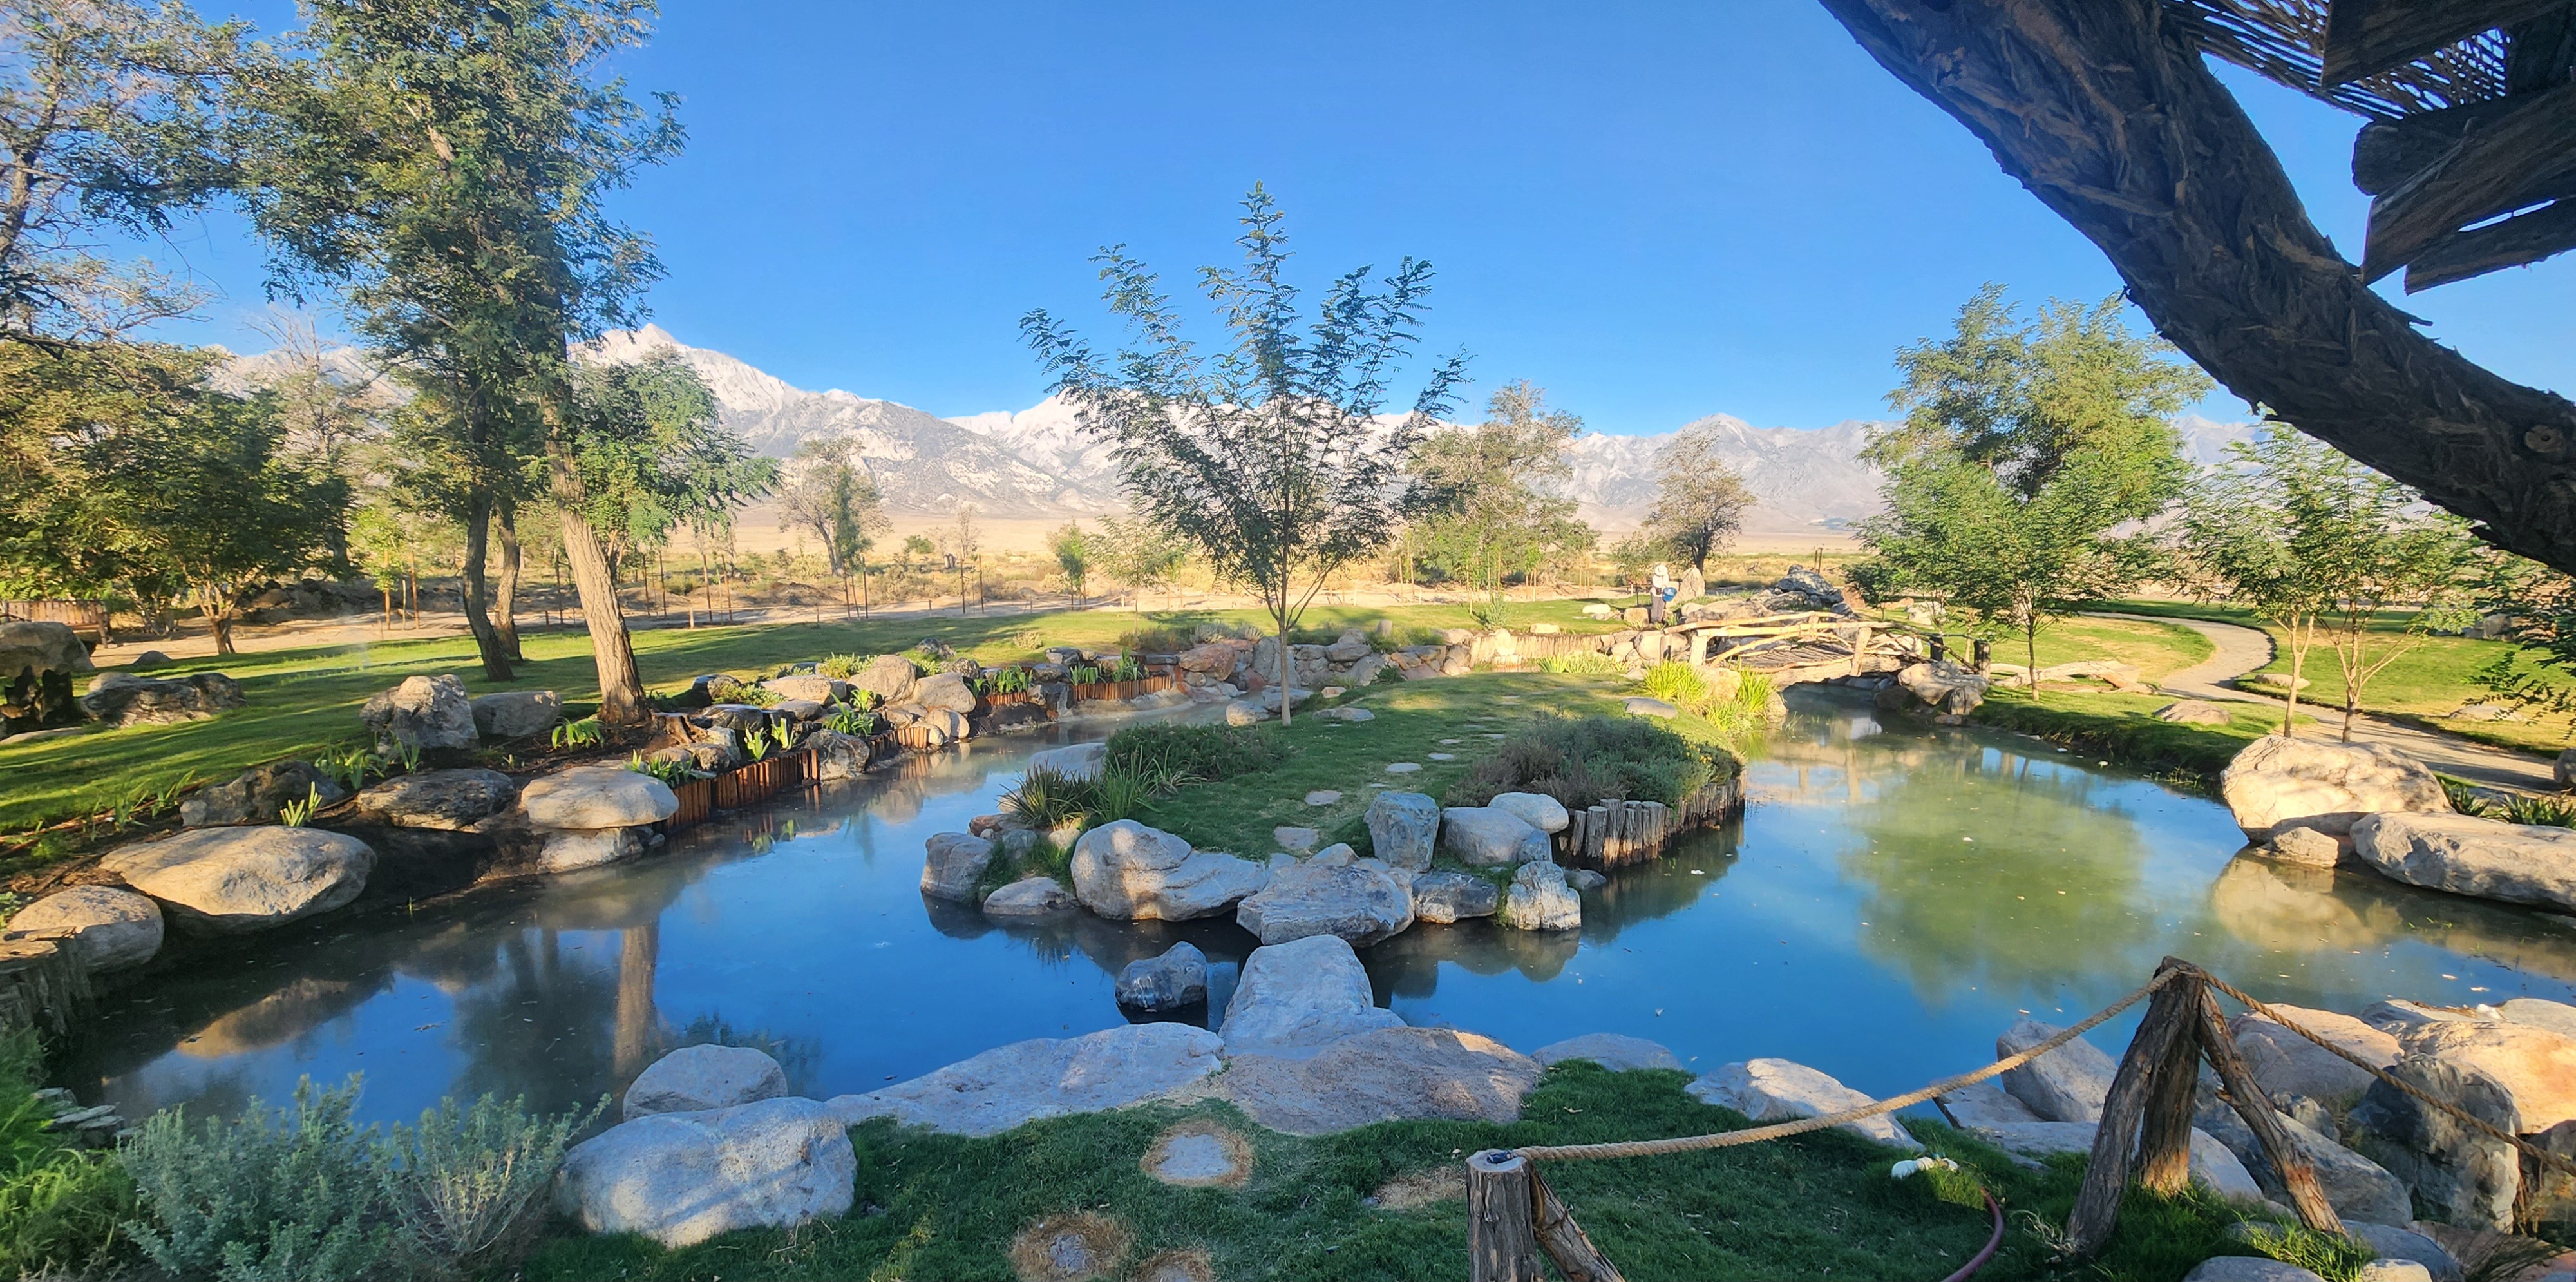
[
  {"left": 1855, "top": 286, "right": 2206, "bottom": 698},
  {"left": 240, "top": 0, "right": 683, "bottom": 714},
  {"left": 1024, "top": 186, "right": 1466, "bottom": 722},
  {"left": 1049, "top": 521, "right": 1091, "bottom": 602},
  {"left": 554, "top": 352, "right": 772, "bottom": 582},
  {"left": 901, "top": 533, "right": 934, "bottom": 568},
  {"left": 1640, "top": 423, "right": 1754, "bottom": 573},
  {"left": 2473, "top": 567, "right": 2576, "bottom": 737},
  {"left": 2183, "top": 430, "right": 2481, "bottom": 740},
  {"left": 1092, "top": 513, "right": 1189, "bottom": 612},
  {"left": 1408, "top": 380, "right": 1590, "bottom": 602},
  {"left": 0, "top": 0, "right": 250, "bottom": 348},
  {"left": 778, "top": 433, "right": 887, "bottom": 577}
]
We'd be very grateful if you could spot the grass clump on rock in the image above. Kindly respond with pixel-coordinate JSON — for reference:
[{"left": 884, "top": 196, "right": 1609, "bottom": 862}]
[{"left": 1445, "top": 713, "right": 1731, "bottom": 811}]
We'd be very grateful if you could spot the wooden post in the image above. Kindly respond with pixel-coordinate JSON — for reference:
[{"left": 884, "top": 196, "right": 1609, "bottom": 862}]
[
  {"left": 1532, "top": 1166, "right": 1626, "bottom": 1282},
  {"left": 2067, "top": 962, "right": 2201, "bottom": 1256},
  {"left": 1852, "top": 624, "right": 1871, "bottom": 676},
  {"left": 1585, "top": 807, "right": 1607, "bottom": 865},
  {"left": 2197, "top": 986, "right": 2347, "bottom": 1238},
  {"left": 1468, "top": 1149, "right": 1542, "bottom": 1282}
]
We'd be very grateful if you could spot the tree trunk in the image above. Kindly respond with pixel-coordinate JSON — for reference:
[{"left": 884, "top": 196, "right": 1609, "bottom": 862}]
[
  {"left": 460, "top": 486, "right": 513, "bottom": 682},
  {"left": 202, "top": 583, "right": 235, "bottom": 656},
  {"left": 1276, "top": 589, "right": 1294, "bottom": 729},
  {"left": 547, "top": 441, "right": 648, "bottom": 724},
  {"left": 2284, "top": 622, "right": 2307, "bottom": 740},
  {"left": 495, "top": 500, "right": 523, "bottom": 660},
  {"left": 1816, "top": 0, "right": 2576, "bottom": 576},
  {"left": 2025, "top": 616, "right": 2041, "bottom": 707}
]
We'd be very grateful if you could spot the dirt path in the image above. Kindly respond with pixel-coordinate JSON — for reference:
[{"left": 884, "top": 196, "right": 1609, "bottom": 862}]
[{"left": 2089, "top": 612, "right": 2559, "bottom": 794}]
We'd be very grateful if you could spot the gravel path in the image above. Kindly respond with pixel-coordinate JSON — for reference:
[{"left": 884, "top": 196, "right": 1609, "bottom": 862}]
[{"left": 2088, "top": 612, "right": 2558, "bottom": 794}]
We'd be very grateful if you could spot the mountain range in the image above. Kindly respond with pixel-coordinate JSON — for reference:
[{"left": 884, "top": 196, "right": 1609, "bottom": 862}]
[{"left": 226, "top": 323, "right": 2260, "bottom": 536}]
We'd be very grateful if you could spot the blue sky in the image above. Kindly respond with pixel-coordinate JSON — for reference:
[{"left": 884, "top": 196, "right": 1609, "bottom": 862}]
[{"left": 148, "top": 1, "right": 2573, "bottom": 435}]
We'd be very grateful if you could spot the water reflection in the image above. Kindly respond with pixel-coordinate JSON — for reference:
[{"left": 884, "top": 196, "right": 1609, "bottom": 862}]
[{"left": 64, "top": 689, "right": 2576, "bottom": 1122}]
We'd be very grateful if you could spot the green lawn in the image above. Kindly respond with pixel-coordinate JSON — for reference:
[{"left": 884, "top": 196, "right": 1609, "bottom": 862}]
[
  {"left": 2016, "top": 616, "right": 2214, "bottom": 684},
  {"left": 2107, "top": 600, "right": 2573, "bottom": 758},
  {"left": 0, "top": 603, "right": 1530, "bottom": 846},
  {"left": 1971, "top": 687, "right": 2306, "bottom": 789},
  {"left": 521, "top": 1063, "right": 2276, "bottom": 1282}
]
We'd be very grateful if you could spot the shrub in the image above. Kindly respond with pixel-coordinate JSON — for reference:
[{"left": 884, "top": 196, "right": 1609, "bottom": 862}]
[
  {"left": 1444, "top": 714, "right": 1727, "bottom": 810},
  {"left": 376, "top": 1093, "right": 601, "bottom": 1277},
  {"left": 122, "top": 1076, "right": 387, "bottom": 1282},
  {"left": 823, "top": 705, "right": 879, "bottom": 737},
  {"left": 0, "top": 1034, "right": 132, "bottom": 1276},
  {"left": 1002, "top": 765, "right": 1094, "bottom": 830},
  {"left": 1106, "top": 723, "right": 1288, "bottom": 783},
  {"left": 1115, "top": 624, "right": 1197, "bottom": 655},
  {"left": 1638, "top": 663, "right": 1711, "bottom": 709},
  {"left": 1540, "top": 653, "right": 1624, "bottom": 676},
  {"left": 625, "top": 753, "right": 699, "bottom": 787},
  {"left": 817, "top": 654, "right": 866, "bottom": 679}
]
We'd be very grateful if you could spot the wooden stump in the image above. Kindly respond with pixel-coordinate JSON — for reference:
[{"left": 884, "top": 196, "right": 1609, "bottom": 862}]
[
  {"left": 1468, "top": 1150, "right": 1542, "bottom": 1282},
  {"left": 0, "top": 937, "right": 91, "bottom": 1046}
]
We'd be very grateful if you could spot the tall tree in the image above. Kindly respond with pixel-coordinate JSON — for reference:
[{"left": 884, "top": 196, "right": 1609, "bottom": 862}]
[
  {"left": 1855, "top": 287, "right": 2204, "bottom": 697},
  {"left": 241, "top": 0, "right": 682, "bottom": 713},
  {"left": 2184, "top": 431, "right": 2479, "bottom": 741},
  {"left": 1640, "top": 423, "right": 1756, "bottom": 573},
  {"left": 1024, "top": 186, "right": 1466, "bottom": 723},
  {"left": 778, "top": 433, "right": 887, "bottom": 577},
  {"left": 553, "top": 352, "right": 772, "bottom": 622},
  {"left": 1093, "top": 513, "right": 1187, "bottom": 612},
  {"left": 1409, "top": 379, "right": 1588, "bottom": 606},
  {"left": 1049, "top": 520, "right": 1090, "bottom": 603}
]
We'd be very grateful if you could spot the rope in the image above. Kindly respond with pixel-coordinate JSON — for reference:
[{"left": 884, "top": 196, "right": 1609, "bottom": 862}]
[
  {"left": 2186, "top": 966, "right": 2576, "bottom": 1180},
  {"left": 1511, "top": 968, "right": 2181, "bottom": 1162}
]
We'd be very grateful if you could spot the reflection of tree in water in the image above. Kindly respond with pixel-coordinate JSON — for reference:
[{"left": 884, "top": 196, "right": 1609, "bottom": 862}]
[
  {"left": 1830, "top": 739, "right": 2169, "bottom": 1004},
  {"left": 444, "top": 928, "right": 629, "bottom": 1118}
]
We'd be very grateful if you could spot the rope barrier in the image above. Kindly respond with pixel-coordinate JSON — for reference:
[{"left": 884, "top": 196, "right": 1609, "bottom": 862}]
[
  {"left": 1510, "top": 968, "right": 2180, "bottom": 1162},
  {"left": 2186, "top": 965, "right": 2576, "bottom": 1180}
]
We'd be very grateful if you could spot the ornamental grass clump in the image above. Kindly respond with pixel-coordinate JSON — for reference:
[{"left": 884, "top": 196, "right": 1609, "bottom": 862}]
[{"left": 1445, "top": 713, "right": 1726, "bottom": 811}]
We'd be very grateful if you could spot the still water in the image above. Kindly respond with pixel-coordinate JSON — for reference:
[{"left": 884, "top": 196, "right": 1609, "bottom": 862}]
[{"left": 67, "top": 690, "right": 2576, "bottom": 1123}]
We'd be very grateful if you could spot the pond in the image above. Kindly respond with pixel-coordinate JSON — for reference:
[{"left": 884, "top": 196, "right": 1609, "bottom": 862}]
[{"left": 64, "top": 688, "right": 2576, "bottom": 1125}]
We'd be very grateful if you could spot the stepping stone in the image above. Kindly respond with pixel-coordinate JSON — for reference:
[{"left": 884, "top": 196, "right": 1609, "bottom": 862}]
[
  {"left": 1428, "top": 752, "right": 1455, "bottom": 761},
  {"left": 1273, "top": 826, "right": 1321, "bottom": 853},
  {"left": 1305, "top": 790, "right": 1342, "bottom": 807},
  {"left": 1440, "top": 738, "right": 1463, "bottom": 745},
  {"left": 1385, "top": 763, "right": 1421, "bottom": 774},
  {"left": 1143, "top": 1123, "right": 1252, "bottom": 1187}
]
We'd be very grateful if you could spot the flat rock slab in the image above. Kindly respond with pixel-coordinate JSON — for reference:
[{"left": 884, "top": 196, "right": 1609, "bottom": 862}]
[
  {"left": 556, "top": 1096, "right": 853, "bottom": 1249},
  {"left": 1383, "top": 762, "right": 1421, "bottom": 774},
  {"left": 1213, "top": 1028, "right": 1541, "bottom": 1135},
  {"left": 828, "top": 1022, "right": 1226, "bottom": 1137},
  {"left": 102, "top": 827, "right": 372, "bottom": 934},
  {"left": 520, "top": 767, "right": 678, "bottom": 830},
  {"left": 1937, "top": 1080, "right": 2038, "bottom": 1127},
  {"left": 2353, "top": 812, "right": 2576, "bottom": 911},
  {"left": 1220, "top": 933, "right": 1403, "bottom": 1058},
  {"left": 1305, "top": 790, "right": 1342, "bottom": 807},
  {"left": 1531, "top": 1033, "right": 1682, "bottom": 1073},
  {"left": 1271, "top": 826, "right": 1320, "bottom": 853},
  {"left": 624, "top": 1044, "right": 790, "bottom": 1120},
  {"left": 1690, "top": 1058, "right": 1920, "bottom": 1150},
  {"left": 1971, "top": 1120, "right": 2262, "bottom": 1203},
  {"left": 6, "top": 885, "right": 162, "bottom": 971},
  {"left": 355, "top": 768, "right": 516, "bottom": 830},
  {"left": 1998, "top": 1017, "right": 2117, "bottom": 1122},
  {"left": 1143, "top": 1122, "right": 1251, "bottom": 1187}
]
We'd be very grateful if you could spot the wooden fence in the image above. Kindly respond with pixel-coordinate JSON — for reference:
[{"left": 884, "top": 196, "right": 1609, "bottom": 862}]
[
  {"left": 1557, "top": 775, "right": 1744, "bottom": 868},
  {"left": 0, "top": 600, "right": 109, "bottom": 645}
]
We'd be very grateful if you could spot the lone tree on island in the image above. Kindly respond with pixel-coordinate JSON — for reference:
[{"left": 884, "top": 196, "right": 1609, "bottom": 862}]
[{"left": 1023, "top": 186, "right": 1466, "bottom": 724}]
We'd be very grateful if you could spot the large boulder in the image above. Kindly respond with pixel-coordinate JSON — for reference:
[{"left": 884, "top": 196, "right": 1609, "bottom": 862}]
[
  {"left": 761, "top": 675, "right": 843, "bottom": 705},
  {"left": 804, "top": 730, "right": 870, "bottom": 782},
  {"left": 1068, "top": 821, "right": 1268, "bottom": 921},
  {"left": 1410, "top": 870, "right": 1501, "bottom": 924},
  {"left": 1967, "top": 1121, "right": 2261, "bottom": 1203},
  {"left": 1690, "top": 1058, "right": 1919, "bottom": 1149},
  {"left": 1894, "top": 662, "right": 1989, "bottom": 716},
  {"left": 827, "top": 1023, "right": 1225, "bottom": 1137},
  {"left": 1177, "top": 642, "right": 1238, "bottom": 674},
  {"left": 1533, "top": 1033, "right": 1683, "bottom": 1073},
  {"left": 353, "top": 768, "right": 515, "bottom": 830},
  {"left": 2233, "top": 1113, "right": 2413, "bottom": 1227},
  {"left": 2499, "top": 997, "right": 2576, "bottom": 1040},
  {"left": 556, "top": 1096, "right": 853, "bottom": 1249},
  {"left": 359, "top": 674, "right": 477, "bottom": 752},
  {"left": 2392, "top": 1019, "right": 2576, "bottom": 1133},
  {"left": 2349, "top": 1057, "right": 2523, "bottom": 1229},
  {"left": 623, "top": 1044, "right": 790, "bottom": 1121},
  {"left": 539, "top": 827, "right": 648, "bottom": 874},
  {"left": 180, "top": 760, "right": 346, "bottom": 827},
  {"left": 1115, "top": 941, "right": 1208, "bottom": 1011},
  {"left": 80, "top": 671, "right": 245, "bottom": 729},
  {"left": 2351, "top": 811, "right": 2576, "bottom": 910},
  {"left": 919, "top": 833, "right": 996, "bottom": 903},
  {"left": 980, "top": 875, "right": 1076, "bottom": 915},
  {"left": 913, "top": 672, "right": 976, "bottom": 714},
  {"left": 1216, "top": 1028, "right": 1542, "bottom": 1135},
  {"left": 520, "top": 767, "right": 678, "bottom": 830},
  {"left": 0, "top": 621, "right": 90, "bottom": 683},
  {"left": 469, "top": 689, "right": 561, "bottom": 740},
  {"left": 1439, "top": 807, "right": 1550, "bottom": 867},
  {"left": 6, "top": 886, "right": 162, "bottom": 971},
  {"left": 2231, "top": 1006, "right": 2400, "bottom": 1107},
  {"left": 1997, "top": 1018, "right": 2117, "bottom": 1122},
  {"left": 851, "top": 655, "right": 918, "bottom": 705},
  {"left": 1233, "top": 851, "right": 1414, "bottom": 947},
  {"left": 2219, "top": 736, "right": 2448, "bottom": 841},
  {"left": 1323, "top": 630, "right": 1372, "bottom": 663},
  {"left": 1489, "top": 792, "right": 1570, "bottom": 834},
  {"left": 1499, "top": 860, "right": 1581, "bottom": 930},
  {"left": 1026, "top": 741, "right": 1108, "bottom": 783},
  {"left": 1219, "top": 933, "right": 1403, "bottom": 1057},
  {"left": 101, "top": 827, "right": 372, "bottom": 934},
  {"left": 1365, "top": 792, "right": 1440, "bottom": 872}
]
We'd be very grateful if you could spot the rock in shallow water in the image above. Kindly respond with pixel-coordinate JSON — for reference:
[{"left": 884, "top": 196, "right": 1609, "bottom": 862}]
[
  {"left": 828, "top": 1023, "right": 1225, "bottom": 1136},
  {"left": 981, "top": 875, "right": 1076, "bottom": 915},
  {"left": 1499, "top": 861, "right": 1580, "bottom": 930},
  {"left": 919, "top": 832, "right": 995, "bottom": 903},
  {"left": 556, "top": 1096, "right": 853, "bottom": 1249},
  {"left": 7, "top": 886, "right": 162, "bottom": 971},
  {"left": 1409, "top": 871, "right": 1499, "bottom": 924},
  {"left": 1070, "top": 820, "right": 1267, "bottom": 921},
  {"left": 2219, "top": 735, "right": 2447, "bottom": 841},
  {"left": 1219, "top": 933, "right": 1403, "bottom": 1057},
  {"left": 2351, "top": 811, "right": 2576, "bottom": 911},
  {"left": 623, "top": 1044, "right": 789, "bottom": 1120},
  {"left": 1116, "top": 942, "right": 1208, "bottom": 1011},
  {"left": 102, "top": 827, "right": 372, "bottom": 934},
  {"left": 1234, "top": 856, "right": 1413, "bottom": 947}
]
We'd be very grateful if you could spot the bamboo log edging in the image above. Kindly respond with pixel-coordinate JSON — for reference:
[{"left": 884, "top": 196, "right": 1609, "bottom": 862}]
[
  {"left": 0, "top": 937, "right": 92, "bottom": 1046},
  {"left": 1557, "top": 775, "right": 1743, "bottom": 868}
]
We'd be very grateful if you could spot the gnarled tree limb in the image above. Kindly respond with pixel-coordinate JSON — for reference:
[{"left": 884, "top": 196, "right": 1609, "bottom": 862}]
[{"left": 1815, "top": 0, "right": 2576, "bottom": 575}]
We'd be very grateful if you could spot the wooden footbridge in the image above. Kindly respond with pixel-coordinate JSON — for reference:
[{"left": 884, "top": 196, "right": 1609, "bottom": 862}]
[{"left": 1672, "top": 611, "right": 1929, "bottom": 686}]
